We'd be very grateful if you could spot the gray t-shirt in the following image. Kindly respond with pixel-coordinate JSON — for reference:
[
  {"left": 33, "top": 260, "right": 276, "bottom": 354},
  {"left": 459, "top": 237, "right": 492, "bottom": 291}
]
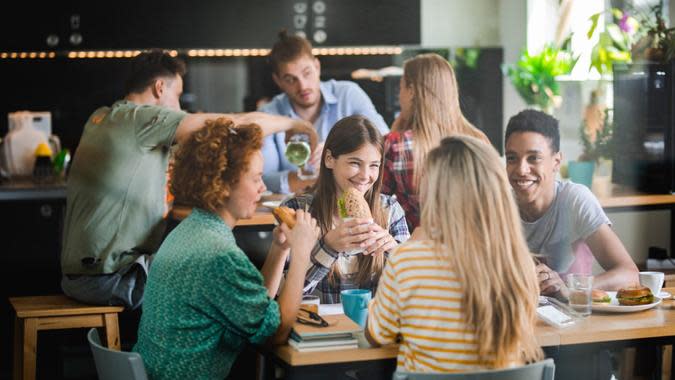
[
  {"left": 522, "top": 180, "right": 610, "bottom": 274},
  {"left": 61, "top": 100, "right": 186, "bottom": 275}
]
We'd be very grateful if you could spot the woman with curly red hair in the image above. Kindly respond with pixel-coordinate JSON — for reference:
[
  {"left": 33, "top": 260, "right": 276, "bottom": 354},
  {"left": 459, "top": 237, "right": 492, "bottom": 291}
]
[{"left": 133, "top": 118, "right": 318, "bottom": 379}]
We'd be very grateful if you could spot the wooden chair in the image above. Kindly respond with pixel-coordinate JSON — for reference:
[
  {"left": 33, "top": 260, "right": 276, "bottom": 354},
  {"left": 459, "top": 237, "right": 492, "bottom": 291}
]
[
  {"left": 10, "top": 294, "right": 124, "bottom": 380},
  {"left": 392, "top": 358, "right": 555, "bottom": 380}
]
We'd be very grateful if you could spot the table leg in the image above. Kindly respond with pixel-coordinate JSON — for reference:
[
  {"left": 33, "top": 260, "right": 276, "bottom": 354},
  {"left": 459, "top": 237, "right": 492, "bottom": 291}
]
[
  {"left": 22, "top": 318, "right": 37, "bottom": 380},
  {"left": 104, "top": 313, "right": 121, "bottom": 350}
]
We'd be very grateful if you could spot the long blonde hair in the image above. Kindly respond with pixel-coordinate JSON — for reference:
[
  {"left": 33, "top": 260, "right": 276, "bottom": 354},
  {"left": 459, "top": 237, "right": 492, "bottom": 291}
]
[
  {"left": 419, "top": 136, "right": 543, "bottom": 368},
  {"left": 313, "top": 116, "right": 388, "bottom": 286},
  {"left": 400, "top": 53, "right": 489, "bottom": 188}
]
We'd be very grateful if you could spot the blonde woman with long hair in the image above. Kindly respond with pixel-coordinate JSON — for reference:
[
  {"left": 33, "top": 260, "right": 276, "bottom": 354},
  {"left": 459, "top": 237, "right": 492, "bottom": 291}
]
[
  {"left": 383, "top": 53, "right": 489, "bottom": 230},
  {"left": 367, "top": 136, "right": 542, "bottom": 372}
]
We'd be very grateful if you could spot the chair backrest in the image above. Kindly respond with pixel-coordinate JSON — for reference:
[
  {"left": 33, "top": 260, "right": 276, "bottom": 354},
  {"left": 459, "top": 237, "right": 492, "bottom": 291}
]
[
  {"left": 392, "top": 359, "right": 555, "bottom": 380},
  {"left": 87, "top": 328, "right": 148, "bottom": 380}
]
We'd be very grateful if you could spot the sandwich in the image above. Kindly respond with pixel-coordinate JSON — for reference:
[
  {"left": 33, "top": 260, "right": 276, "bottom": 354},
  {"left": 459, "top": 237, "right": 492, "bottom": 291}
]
[
  {"left": 273, "top": 206, "right": 296, "bottom": 228},
  {"left": 337, "top": 188, "right": 372, "bottom": 219},
  {"left": 592, "top": 289, "right": 611, "bottom": 304},
  {"left": 616, "top": 285, "right": 654, "bottom": 306}
]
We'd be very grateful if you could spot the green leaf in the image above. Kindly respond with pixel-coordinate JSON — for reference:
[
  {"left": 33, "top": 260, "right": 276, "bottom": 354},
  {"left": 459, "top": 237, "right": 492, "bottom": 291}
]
[
  {"left": 588, "top": 13, "right": 601, "bottom": 39},
  {"left": 337, "top": 197, "right": 348, "bottom": 219}
]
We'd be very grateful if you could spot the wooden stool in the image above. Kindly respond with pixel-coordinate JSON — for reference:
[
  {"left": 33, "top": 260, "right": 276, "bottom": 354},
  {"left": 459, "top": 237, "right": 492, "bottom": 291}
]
[{"left": 10, "top": 295, "right": 124, "bottom": 380}]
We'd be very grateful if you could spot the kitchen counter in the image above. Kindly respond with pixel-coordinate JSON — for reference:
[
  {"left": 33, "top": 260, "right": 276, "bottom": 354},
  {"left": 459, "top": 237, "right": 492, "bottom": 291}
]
[{"left": 0, "top": 177, "right": 67, "bottom": 201}]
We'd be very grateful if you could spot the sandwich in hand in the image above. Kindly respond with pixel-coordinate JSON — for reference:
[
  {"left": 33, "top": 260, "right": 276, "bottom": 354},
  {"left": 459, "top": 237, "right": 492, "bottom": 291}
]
[
  {"left": 592, "top": 289, "right": 611, "bottom": 304},
  {"left": 337, "top": 188, "right": 372, "bottom": 219},
  {"left": 273, "top": 206, "right": 296, "bottom": 228},
  {"left": 616, "top": 285, "right": 654, "bottom": 306}
]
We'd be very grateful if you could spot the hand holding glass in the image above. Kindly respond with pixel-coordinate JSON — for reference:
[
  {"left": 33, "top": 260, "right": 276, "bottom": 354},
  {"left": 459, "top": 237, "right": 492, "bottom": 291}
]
[{"left": 285, "top": 133, "right": 317, "bottom": 180}]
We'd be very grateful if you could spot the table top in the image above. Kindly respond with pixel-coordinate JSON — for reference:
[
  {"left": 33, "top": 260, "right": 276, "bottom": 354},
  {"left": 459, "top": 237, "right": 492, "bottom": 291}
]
[
  {"left": 170, "top": 194, "right": 284, "bottom": 227},
  {"left": 273, "top": 287, "right": 675, "bottom": 367},
  {"left": 170, "top": 187, "right": 675, "bottom": 228}
]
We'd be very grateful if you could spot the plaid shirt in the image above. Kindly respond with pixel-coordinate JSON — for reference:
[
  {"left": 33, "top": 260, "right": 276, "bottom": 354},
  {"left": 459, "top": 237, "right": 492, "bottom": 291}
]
[
  {"left": 382, "top": 130, "right": 419, "bottom": 230},
  {"left": 283, "top": 192, "right": 410, "bottom": 304}
]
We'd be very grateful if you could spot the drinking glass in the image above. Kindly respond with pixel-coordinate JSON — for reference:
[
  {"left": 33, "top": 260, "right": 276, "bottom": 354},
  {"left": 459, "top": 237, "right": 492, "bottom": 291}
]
[
  {"left": 567, "top": 274, "right": 593, "bottom": 317},
  {"left": 284, "top": 133, "right": 316, "bottom": 180}
]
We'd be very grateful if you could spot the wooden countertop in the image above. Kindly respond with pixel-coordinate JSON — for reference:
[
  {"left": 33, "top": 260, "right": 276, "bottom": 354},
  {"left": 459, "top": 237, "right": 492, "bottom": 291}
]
[
  {"left": 598, "top": 185, "right": 675, "bottom": 209},
  {"left": 0, "top": 176, "right": 67, "bottom": 201},
  {"left": 273, "top": 288, "right": 675, "bottom": 367}
]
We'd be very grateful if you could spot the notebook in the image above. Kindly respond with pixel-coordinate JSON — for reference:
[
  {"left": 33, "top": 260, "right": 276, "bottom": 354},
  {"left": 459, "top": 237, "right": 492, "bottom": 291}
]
[{"left": 291, "top": 313, "right": 362, "bottom": 341}]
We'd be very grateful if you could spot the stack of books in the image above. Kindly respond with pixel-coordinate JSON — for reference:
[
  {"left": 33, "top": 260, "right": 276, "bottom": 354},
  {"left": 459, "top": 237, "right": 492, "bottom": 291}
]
[{"left": 288, "top": 314, "right": 361, "bottom": 352}]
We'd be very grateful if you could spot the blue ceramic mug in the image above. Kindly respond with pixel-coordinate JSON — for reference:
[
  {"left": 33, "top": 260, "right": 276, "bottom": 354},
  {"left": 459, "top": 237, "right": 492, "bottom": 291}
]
[{"left": 341, "top": 289, "right": 372, "bottom": 327}]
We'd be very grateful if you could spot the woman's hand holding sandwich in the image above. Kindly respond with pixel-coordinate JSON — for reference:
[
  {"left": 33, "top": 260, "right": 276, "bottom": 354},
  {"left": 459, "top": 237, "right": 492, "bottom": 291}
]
[
  {"left": 362, "top": 223, "right": 397, "bottom": 256},
  {"left": 323, "top": 218, "right": 374, "bottom": 253}
]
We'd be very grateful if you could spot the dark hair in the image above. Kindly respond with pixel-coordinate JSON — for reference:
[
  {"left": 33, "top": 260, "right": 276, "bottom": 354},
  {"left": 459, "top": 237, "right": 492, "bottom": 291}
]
[
  {"left": 125, "top": 49, "right": 187, "bottom": 94},
  {"left": 505, "top": 110, "right": 560, "bottom": 152},
  {"left": 170, "top": 118, "right": 262, "bottom": 213},
  {"left": 312, "top": 115, "right": 387, "bottom": 287},
  {"left": 268, "top": 29, "right": 314, "bottom": 74}
]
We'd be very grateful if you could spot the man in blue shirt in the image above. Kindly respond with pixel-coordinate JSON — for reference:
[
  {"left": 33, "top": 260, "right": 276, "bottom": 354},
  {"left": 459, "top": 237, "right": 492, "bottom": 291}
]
[{"left": 260, "top": 30, "right": 389, "bottom": 194}]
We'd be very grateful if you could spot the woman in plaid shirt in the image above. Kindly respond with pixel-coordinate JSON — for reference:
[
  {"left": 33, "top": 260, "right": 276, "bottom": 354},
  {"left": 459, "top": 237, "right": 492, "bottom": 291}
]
[
  {"left": 383, "top": 53, "right": 490, "bottom": 230},
  {"left": 283, "top": 115, "right": 410, "bottom": 304}
]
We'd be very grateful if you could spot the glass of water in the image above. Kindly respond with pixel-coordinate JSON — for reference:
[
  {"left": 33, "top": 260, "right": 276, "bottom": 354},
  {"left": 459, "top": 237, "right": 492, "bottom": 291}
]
[{"left": 567, "top": 274, "right": 593, "bottom": 317}]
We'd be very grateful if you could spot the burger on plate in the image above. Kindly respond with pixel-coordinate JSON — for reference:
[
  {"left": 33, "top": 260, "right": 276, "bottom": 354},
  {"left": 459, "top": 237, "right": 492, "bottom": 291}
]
[
  {"left": 616, "top": 285, "right": 654, "bottom": 306},
  {"left": 592, "top": 289, "right": 611, "bottom": 304}
]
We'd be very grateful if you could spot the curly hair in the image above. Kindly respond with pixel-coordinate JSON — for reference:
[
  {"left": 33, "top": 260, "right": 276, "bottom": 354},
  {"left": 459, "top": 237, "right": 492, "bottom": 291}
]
[{"left": 170, "top": 118, "right": 263, "bottom": 213}]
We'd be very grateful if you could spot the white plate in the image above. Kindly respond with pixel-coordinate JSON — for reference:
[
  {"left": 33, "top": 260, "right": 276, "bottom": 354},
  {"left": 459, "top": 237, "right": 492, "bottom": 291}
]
[
  {"left": 591, "top": 291, "right": 662, "bottom": 313},
  {"left": 261, "top": 200, "right": 281, "bottom": 209},
  {"left": 659, "top": 291, "right": 672, "bottom": 299}
]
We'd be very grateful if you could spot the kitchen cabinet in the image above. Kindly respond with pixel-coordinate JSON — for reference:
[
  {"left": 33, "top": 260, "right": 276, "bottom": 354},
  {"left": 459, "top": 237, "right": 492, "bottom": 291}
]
[
  {"left": 0, "top": 183, "right": 66, "bottom": 379},
  {"left": 0, "top": 0, "right": 419, "bottom": 51}
]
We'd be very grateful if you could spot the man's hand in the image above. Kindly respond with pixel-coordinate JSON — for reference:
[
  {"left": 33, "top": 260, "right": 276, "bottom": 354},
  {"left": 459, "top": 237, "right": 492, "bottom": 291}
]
[
  {"left": 536, "top": 263, "right": 569, "bottom": 300},
  {"left": 307, "top": 142, "right": 324, "bottom": 172},
  {"left": 288, "top": 171, "right": 316, "bottom": 194},
  {"left": 285, "top": 120, "right": 318, "bottom": 151}
]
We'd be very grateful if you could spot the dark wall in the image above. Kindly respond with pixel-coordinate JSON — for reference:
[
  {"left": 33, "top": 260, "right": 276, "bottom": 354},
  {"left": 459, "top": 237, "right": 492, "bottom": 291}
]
[
  {"left": 0, "top": 0, "right": 420, "bottom": 51},
  {"left": 0, "top": 59, "right": 130, "bottom": 153}
]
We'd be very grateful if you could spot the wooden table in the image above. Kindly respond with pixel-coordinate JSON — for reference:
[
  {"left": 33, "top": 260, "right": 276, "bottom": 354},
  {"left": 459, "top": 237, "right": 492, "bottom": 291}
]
[
  {"left": 169, "top": 193, "right": 284, "bottom": 228},
  {"left": 170, "top": 205, "right": 276, "bottom": 228},
  {"left": 266, "top": 290, "right": 675, "bottom": 380}
]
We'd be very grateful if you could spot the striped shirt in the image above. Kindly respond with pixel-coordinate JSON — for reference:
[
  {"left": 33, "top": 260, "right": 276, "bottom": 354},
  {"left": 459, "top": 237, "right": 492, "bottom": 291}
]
[{"left": 368, "top": 240, "right": 484, "bottom": 373}]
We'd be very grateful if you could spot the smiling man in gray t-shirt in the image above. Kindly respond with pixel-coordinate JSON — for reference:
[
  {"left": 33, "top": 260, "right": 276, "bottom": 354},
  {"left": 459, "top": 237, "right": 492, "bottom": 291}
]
[{"left": 504, "top": 110, "right": 638, "bottom": 299}]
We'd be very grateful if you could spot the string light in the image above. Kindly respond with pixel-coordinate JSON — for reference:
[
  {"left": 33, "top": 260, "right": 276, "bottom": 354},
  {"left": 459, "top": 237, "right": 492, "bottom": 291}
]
[{"left": 0, "top": 46, "right": 403, "bottom": 60}]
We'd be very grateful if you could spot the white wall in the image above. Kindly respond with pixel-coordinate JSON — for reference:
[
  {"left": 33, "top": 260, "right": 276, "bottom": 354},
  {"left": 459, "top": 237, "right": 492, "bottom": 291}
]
[{"left": 421, "top": 0, "right": 500, "bottom": 46}]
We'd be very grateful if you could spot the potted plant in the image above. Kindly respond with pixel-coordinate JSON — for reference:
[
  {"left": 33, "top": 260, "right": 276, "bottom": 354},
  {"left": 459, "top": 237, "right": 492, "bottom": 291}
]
[
  {"left": 631, "top": 4, "right": 675, "bottom": 63},
  {"left": 503, "top": 44, "right": 577, "bottom": 114},
  {"left": 587, "top": 8, "right": 638, "bottom": 76},
  {"left": 569, "top": 108, "right": 614, "bottom": 191}
]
